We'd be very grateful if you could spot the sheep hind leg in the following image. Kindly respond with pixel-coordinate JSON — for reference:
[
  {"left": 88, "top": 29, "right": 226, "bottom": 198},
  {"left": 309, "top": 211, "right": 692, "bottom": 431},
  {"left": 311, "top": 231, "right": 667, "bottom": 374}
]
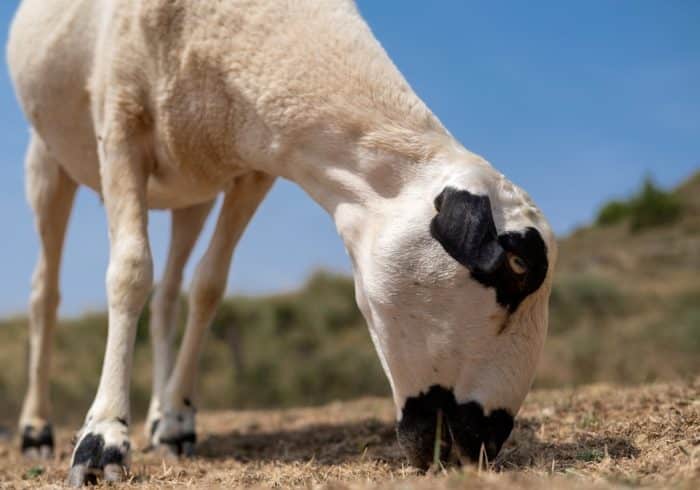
[
  {"left": 19, "top": 133, "right": 77, "bottom": 459},
  {"left": 145, "top": 199, "right": 214, "bottom": 448},
  {"left": 153, "top": 172, "right": 275, "bottom": 457}
]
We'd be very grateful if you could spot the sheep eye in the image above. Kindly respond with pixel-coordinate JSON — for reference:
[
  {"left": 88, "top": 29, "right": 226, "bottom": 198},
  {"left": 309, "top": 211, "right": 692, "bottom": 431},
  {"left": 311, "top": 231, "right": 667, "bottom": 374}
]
[{"left": 507, "top": 253, "right": 528, "bottom": 275}]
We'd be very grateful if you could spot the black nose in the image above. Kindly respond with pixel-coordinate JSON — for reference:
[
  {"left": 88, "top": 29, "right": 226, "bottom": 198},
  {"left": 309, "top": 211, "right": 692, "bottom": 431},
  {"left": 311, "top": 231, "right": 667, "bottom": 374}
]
[{"left": 396, "top": 385, "right": 514, "bottom": 470}]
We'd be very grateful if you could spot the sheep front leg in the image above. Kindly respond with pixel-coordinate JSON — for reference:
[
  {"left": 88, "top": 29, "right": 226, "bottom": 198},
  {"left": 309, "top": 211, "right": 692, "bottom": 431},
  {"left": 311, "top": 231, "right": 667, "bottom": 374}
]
[
  {"left": 68, "top": 123, "right": 152, "bottom": 486},
  {"left": 153, "top": 172, "right": 274, "bottom": 457}
]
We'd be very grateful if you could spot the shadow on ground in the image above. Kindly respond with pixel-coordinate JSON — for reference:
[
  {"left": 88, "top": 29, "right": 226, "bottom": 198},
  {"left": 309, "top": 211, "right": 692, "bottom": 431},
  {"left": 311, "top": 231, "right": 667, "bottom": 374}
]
[
  {"left": 497, "top": 418, "right": 640, "bottom": 470},
  {"left": 196, "top": 416, "right": 639, "bottom": 471},
  {"left": 197, "top": 418, "right": 403, "bottom": 465}
]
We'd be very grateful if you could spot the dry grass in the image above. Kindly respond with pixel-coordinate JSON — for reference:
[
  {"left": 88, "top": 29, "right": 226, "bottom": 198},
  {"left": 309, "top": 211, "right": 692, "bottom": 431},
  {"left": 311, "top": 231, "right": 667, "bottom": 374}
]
[{"left": 1, "top": 378, "right": 698, "bottom": 489}]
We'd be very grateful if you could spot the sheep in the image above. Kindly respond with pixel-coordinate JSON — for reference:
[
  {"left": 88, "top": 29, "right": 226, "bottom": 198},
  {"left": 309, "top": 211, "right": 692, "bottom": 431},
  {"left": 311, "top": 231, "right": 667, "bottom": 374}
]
[{"left": 7, "top": 0, "right": 556, "bottom": 485}]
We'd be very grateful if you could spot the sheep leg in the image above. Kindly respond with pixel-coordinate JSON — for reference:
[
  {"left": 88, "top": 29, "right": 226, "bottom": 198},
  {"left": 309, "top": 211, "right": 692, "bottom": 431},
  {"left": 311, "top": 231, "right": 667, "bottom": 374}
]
[
  {"left": 19, "top": 133, "right": 77, "bottom": 459},
  {"left": 145, "top": 200, "right": 214, "bottom": 446},
  {"left": 152, "top": 172, "right": 274, "bottom": 457},
  {"left": 68, "top": 119, "right": 152, "bottom": 486}
]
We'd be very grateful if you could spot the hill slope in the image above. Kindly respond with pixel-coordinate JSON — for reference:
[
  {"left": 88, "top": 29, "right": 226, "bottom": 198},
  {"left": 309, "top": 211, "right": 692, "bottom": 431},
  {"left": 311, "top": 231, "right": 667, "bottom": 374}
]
[{"left": 540, "top": 171, "right": 700, "bottom": 386}]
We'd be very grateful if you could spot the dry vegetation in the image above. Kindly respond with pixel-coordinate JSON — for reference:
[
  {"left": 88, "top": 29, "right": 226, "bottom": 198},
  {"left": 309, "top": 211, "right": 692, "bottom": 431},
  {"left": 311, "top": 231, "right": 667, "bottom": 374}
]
[{"left": 0, "top": 379, "right": 698, "bottom": 488}]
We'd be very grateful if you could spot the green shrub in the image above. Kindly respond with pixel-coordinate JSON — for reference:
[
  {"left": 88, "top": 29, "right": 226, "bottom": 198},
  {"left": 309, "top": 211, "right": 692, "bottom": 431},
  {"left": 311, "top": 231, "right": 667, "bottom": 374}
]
[
  {"left": 629, "top": 178, "right": 682, "bottom": 231},
  {"left": 596, "top": 200, "right": 631, "bottom": 226},
  {"left": 595, "top": 177, "right": 683, "bottom": 231}
]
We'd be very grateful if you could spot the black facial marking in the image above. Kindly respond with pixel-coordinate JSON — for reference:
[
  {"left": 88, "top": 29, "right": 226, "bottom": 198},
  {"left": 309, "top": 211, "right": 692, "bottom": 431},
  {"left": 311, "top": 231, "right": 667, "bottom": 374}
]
[
  {"left": 431, "top": 188, "right": 506, "bottom": 276},
  {"left": 494, "top": 228, "right": 549, "bottom": 312},
  {"left": 397, "top": 385, "right": 514, "bottom": 469},
  {"left": 396, "top": 386, "right": 453, "bottom": 469},
  {"left": 431, "top": 187, "right": 549, "bottom": 313},
  {"left": 20, "top": 424, "right": 54, "bottom": 452},
  {"left": 449, "top": 401, "right": 514, "bottom": 462}
]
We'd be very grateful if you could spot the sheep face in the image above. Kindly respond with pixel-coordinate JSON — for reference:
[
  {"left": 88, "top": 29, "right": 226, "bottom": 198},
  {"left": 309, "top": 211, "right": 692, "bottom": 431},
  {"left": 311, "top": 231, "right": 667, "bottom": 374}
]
[{"left": 353, "top": 160, "right": 557, "bottom": 469}]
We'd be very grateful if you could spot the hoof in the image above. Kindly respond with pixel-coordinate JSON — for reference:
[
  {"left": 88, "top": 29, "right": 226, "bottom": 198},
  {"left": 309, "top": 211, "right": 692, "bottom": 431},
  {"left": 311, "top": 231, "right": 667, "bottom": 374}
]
[
  {"left": 157, "top": 431, "right": 197, "bottom": 458},
  {"left": 67, "top": 462, "right": 126, "bottom": 487},
  {"left": 21, "top": 424, "right": 54, "bottom": 459},
  {"left": 151, "top": 403, "right": 198, "bottom": 458},
  {"left": 67, "top": 420, "right": 130, "bottom": 487}
]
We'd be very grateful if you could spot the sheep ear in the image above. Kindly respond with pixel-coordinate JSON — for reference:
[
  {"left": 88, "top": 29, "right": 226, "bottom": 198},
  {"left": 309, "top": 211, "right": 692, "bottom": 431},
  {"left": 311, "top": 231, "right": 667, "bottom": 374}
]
[{"left": 430, "top": 187, "right": 505, "bottom": 275}]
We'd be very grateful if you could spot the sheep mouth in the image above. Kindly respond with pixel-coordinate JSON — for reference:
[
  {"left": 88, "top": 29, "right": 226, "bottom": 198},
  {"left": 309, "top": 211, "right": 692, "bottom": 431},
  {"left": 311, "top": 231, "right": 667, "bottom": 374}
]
[{"left": 396, "top": 385, "right": 514, "bottom": 470}]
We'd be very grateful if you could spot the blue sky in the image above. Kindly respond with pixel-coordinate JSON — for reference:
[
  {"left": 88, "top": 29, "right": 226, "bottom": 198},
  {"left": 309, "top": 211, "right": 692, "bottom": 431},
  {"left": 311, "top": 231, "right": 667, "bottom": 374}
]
[{"left": 1, "top": 1, "right": 698, "bottom": 316}]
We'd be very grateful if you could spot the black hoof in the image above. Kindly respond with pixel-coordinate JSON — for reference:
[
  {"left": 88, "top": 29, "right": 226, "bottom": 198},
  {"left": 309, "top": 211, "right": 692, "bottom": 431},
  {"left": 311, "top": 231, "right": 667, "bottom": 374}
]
[
  {"left": 67, "top": 433, "right": 129, "bottom": 487},
  {"left": 159, "top": 432, "right": 197, "bottom": 458},
  {"left": 21, "top": 425, "right": 54, "bottom": 459}
]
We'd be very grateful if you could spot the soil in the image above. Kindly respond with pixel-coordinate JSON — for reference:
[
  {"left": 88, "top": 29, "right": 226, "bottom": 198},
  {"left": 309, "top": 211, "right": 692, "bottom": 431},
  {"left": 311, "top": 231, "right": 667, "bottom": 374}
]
[{"left": 1, "top": 378, "right": 698, "bottom": 489}]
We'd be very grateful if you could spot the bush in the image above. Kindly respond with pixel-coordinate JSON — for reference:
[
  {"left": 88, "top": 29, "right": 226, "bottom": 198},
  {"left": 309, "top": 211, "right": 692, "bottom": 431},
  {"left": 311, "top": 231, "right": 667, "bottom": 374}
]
[
  {"left": 629, "top": 178, "right": 682, "bottom": 231},
  {"left": 596, "top": 200, "right": 631, "bottom": 226},
  {"left": 595, "top": 177, "right": 682, "bottom": 231}
]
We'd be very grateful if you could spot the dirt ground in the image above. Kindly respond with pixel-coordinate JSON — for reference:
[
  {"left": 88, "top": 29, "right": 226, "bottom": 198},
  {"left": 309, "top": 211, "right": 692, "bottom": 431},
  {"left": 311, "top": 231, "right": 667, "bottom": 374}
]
[{"left": 0, "top": 378, "right": 698, "bottom": 489}]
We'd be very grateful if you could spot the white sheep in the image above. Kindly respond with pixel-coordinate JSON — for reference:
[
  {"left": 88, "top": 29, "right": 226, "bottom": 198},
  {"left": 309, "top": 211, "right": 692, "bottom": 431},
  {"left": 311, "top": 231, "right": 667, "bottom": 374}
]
[{"left": 7, "top": 0, "right": 556, "bottom": 485}]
